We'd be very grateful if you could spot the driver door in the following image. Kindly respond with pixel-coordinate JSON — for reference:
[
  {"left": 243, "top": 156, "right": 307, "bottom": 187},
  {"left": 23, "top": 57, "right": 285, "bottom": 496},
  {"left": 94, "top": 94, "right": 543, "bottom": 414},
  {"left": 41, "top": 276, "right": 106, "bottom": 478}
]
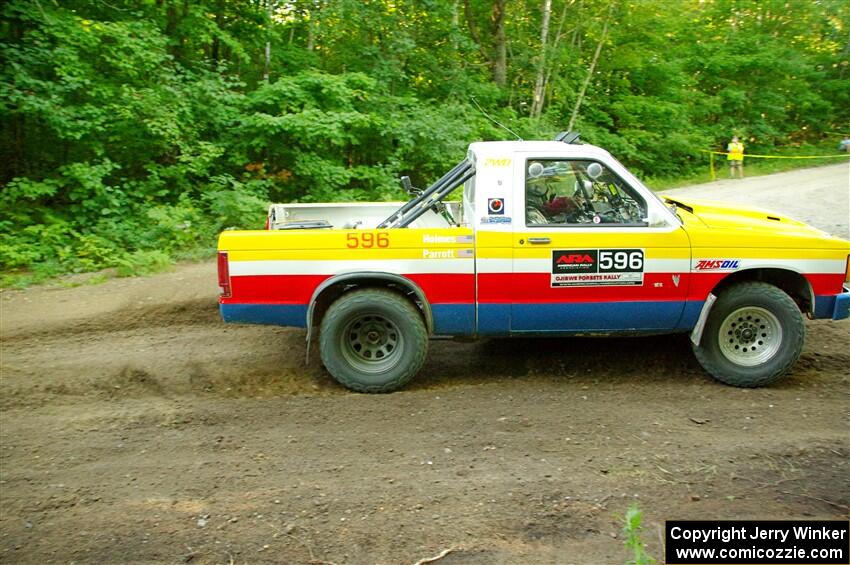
[{"left": 510, "top": 155, "right": 690, "bottom": 333}]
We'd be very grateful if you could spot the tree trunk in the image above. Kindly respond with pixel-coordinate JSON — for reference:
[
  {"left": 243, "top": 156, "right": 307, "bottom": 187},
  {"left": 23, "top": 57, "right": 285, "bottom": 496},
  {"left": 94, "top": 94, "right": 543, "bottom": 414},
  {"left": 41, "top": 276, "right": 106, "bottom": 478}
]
[
  {"left": 165, "top": 0, "right": 178, "bottom": 54},
  {"left": 263, "top": 0, "right": 272, "bottom": 82},
  {"left": 305, "top": 0, "right": 321, "bottom": 52},
  {"left": 463, "top": 0, "right": 481, "bottom": 44},
  {"left": 568, "top": 3, "right": 613, "bottom": 131},
  {"left": 543, "top": 1, "right": 576, "bottom": 117},
  {"left": 530, "top": 0, "right": 552, "bottom": 118},
  {"left": 452, "top": 0, "right": 460, "bottom": 51},
  {"left": 491, "top": 0, "right": 508, "bottom": 87},
  {"left": 571, "top": 0, "right": 583, "bottom": 54},
  {"left": 211, "top": 0, "right": 223, "bottom": 64},
  {"left": 306, "top": 16, "right": 315, "bottom": 51}
]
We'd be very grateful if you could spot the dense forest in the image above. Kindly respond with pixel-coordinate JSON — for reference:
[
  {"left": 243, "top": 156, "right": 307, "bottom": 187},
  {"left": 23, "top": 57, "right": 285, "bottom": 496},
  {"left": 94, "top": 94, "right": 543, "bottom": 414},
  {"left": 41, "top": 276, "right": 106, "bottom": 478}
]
[{"left": 1, "top": 0, "right": 848, "bottom": 283}]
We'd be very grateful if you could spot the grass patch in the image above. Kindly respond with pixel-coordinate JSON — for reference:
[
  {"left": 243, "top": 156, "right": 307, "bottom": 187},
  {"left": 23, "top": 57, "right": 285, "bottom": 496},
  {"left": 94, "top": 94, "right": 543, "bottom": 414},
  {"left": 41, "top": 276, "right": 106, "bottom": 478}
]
[{"left": 115, "top": 250, "right": 173, "bottom": 277}]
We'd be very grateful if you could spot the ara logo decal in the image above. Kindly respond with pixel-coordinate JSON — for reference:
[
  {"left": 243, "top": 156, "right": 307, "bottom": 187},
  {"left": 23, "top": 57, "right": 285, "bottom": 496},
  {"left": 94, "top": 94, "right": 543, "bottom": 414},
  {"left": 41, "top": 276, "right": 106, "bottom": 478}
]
[
  {"left": 552, "top": 249, "right": 597, "bottom": 274},
  {"left": 694, "top": 259, "right": 741, "bottom": 270},
  {"left": 487, "top": 198, "right": 505, "bottom": 215},
  {"left": 556, "top": 253, "right": 594, "bottom": 265}
]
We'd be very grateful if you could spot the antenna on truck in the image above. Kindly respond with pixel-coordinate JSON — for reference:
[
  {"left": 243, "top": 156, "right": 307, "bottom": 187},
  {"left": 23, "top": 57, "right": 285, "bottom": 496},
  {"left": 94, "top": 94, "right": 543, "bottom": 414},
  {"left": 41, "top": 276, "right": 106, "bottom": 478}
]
[{"left": 470, "top": 96, "right": 523, "bottom": 141}]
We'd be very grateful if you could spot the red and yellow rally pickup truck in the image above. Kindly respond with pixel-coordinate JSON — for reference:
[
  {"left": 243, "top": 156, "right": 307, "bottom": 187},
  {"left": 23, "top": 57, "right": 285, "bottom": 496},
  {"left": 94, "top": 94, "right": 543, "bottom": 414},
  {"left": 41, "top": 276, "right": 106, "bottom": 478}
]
[{"left": 217, "top": 133, "right": 850, "bottom": 392}]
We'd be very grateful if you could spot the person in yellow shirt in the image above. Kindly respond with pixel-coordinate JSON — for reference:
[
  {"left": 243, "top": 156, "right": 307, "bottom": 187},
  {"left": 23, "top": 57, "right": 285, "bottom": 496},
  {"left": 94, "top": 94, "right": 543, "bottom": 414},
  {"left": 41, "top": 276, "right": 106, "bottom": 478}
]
[{"left": 727, "top": 135, "right": 744, "bottom": 179}]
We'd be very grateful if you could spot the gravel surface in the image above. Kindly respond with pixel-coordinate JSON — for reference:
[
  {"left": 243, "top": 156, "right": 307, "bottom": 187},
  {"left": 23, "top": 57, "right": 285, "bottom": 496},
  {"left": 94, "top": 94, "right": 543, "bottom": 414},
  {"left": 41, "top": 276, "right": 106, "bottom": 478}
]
[{"left": 663, "top": 162, "right": 850, "bottom": 238}]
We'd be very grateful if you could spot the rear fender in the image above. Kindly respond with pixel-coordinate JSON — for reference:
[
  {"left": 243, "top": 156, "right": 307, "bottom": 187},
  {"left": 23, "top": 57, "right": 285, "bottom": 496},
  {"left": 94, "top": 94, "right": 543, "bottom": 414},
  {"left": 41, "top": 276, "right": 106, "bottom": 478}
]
[{"left": 305, "top": 272, "right": 434, "bottom": 361}]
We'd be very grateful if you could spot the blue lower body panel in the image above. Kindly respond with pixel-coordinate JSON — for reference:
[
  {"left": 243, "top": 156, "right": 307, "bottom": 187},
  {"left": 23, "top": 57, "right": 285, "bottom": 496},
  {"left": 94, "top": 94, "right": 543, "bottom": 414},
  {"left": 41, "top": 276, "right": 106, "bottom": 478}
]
[
  {"left": 814, "top": 288, "right": 850, "bottom": 320},
  {"left": 479, "top": 300, "right": 697, "bottom": 335},
  {"left": 220, "top": 300, "right": 709, "bottom": 336},
  {"left": 478, "top": 303, "right": 512, "bottom": 335},
  {"left": 431, "top": 303, "right": 475, "bottom": 335},
  {"left": 220, "top": 303, "right": 308, "bottom": 327},
  {"left": 511, "top": 301, "right": 687, "bottom": 333},
  {"left": 221, "top": 303, "right": 475, "bottom": 334}
]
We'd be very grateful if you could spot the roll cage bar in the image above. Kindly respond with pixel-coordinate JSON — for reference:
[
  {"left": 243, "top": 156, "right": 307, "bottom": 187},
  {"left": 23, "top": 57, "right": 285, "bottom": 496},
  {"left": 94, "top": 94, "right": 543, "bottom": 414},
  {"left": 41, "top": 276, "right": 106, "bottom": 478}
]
[{"left": 377, "top": 131, "right": 581, "bottom": 229}]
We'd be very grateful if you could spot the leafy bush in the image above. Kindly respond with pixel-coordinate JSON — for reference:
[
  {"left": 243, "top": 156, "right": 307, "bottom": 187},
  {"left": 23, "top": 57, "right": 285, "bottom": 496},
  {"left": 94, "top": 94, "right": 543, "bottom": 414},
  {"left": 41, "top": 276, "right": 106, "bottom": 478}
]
[
  {"left": 1, "top": 0, "right": 847, "bottom": 286},
  {"left": 115, "top": 250, "right": 173, "bottom": 277}
]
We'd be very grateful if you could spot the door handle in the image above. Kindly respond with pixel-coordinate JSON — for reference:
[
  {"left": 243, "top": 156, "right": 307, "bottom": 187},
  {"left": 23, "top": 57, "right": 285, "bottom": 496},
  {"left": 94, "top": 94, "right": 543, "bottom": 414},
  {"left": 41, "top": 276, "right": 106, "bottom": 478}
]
[{"left": 528, "top": 237, "right": 551, "bottom": 244}]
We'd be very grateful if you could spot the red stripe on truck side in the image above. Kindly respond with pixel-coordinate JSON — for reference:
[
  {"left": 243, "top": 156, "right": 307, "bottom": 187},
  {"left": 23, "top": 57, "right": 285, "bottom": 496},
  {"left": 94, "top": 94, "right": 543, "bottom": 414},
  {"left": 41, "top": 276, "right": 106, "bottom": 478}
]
[{"left": 477, "top": 272, "right": 690, "bottom": 303}]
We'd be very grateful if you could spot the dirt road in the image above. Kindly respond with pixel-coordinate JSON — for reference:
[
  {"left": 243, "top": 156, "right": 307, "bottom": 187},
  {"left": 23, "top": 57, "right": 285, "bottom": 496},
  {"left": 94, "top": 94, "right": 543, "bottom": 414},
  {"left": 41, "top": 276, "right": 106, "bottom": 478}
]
[
  {"left": 2, "top": 165, "right": 848, "bottom": 564},
  {"left": 662, "top": 162, "right": 850, "bottom": 239}
]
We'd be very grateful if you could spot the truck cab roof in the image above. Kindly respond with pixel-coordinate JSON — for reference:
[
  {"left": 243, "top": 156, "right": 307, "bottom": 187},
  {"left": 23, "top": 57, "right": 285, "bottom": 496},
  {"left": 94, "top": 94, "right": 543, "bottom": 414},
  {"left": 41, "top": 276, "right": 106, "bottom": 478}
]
[{"left": 468, "top": 140, "right": 612, "bottom": 160}]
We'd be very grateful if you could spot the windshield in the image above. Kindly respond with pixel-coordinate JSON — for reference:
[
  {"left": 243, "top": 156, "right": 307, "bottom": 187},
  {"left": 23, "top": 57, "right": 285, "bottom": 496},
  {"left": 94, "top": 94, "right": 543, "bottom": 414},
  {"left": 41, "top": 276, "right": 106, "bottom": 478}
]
[{"left": 605, "top": 154, "right": 681, "bottom": 226}]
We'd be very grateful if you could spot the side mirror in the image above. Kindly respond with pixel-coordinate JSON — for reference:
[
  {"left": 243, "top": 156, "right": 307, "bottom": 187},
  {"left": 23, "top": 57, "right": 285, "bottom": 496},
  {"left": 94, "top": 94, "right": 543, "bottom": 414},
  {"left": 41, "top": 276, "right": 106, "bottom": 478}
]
[
  {"left": 646, "top": 206, "right": 670, "bottom": 227},
  {"left": 400, "top": 176, "right": 421, "bottom": 196}
]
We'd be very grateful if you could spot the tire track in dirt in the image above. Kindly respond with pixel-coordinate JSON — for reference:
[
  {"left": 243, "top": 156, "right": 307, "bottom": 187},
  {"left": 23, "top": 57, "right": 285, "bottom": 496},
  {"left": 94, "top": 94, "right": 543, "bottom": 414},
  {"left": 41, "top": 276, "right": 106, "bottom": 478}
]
[{"left": 2, "top": 297, "right": 220, "bottom": 343}]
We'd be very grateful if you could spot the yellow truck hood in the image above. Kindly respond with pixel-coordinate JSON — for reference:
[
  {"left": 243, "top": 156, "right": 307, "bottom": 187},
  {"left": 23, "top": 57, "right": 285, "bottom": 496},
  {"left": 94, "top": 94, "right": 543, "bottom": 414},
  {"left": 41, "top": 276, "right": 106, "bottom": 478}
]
[{"left": 664, "top": 196, "right": 849, "bottom": 249}]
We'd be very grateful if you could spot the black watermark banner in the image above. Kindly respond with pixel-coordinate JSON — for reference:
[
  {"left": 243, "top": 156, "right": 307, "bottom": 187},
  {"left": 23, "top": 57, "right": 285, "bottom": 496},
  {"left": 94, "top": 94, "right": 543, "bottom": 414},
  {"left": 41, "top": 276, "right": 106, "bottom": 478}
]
[{"left": 666, "top": 520, "right": 849, "bottom": 564}]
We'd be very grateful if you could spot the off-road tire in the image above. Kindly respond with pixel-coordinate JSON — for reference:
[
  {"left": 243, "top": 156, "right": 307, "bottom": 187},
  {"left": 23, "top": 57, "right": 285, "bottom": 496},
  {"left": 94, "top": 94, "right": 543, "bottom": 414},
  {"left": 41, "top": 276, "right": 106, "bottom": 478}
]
[
  {"left": 319, "top": 288, "right": 428, "bottom": 393},
  {"left": 693, "top": 282, "right": 805, "bottom": 387}
]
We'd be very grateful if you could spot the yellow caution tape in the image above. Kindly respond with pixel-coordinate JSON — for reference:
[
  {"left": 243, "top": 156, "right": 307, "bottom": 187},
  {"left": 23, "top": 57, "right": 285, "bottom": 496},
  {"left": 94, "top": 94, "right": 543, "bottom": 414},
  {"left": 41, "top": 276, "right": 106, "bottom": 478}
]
[{"left": 701, "top": 150, "right": 849, "bottom": 159}]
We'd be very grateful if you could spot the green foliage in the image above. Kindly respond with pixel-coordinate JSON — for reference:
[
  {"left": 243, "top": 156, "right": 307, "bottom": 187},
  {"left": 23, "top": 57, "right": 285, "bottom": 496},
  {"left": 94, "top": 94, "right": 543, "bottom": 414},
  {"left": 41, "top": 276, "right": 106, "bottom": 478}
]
[
  {"left": 622, "top": 504, "right": 655, "bottom": 565},
  {"left": 1, "top": 0, "right": 848, "bottom": 285},
  {"left": 115, "top": 250, "right": 173, "bottom": 277}
]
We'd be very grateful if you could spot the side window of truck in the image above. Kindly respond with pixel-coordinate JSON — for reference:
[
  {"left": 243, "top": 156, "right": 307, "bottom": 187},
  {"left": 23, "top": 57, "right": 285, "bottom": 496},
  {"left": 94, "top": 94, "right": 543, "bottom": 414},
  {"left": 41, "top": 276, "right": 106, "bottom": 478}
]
[{"left": 525, "top": 159, "right": 648, "bottom": 227}]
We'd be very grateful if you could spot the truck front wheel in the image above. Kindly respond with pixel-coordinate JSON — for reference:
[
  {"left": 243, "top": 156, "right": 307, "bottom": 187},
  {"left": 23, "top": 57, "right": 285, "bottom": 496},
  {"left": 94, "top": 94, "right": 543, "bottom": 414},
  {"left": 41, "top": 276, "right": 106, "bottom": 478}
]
[
  {"left": 319, "top": 288, "right": 428, "bottom": 393},
  {"left": 693, "top": 282, "right": 805, "bottom": 387}
]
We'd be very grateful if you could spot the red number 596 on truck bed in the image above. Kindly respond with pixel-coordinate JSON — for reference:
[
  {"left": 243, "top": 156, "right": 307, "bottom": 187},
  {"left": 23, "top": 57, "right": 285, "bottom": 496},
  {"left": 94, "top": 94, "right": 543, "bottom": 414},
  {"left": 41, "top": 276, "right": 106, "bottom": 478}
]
[{"left": 217, "top": 133, "right": 850, "bottom": 392}]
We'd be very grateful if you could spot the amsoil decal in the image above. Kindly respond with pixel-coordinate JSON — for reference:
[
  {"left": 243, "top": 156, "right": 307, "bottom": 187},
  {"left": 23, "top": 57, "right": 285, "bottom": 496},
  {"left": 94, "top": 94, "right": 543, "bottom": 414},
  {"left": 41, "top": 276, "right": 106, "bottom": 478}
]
[
  {"left": 551, "top": 249, "right": 644, "bottom": 287},
  {"left": 694, "top": 259, "right": 741, "bottom": 270}
]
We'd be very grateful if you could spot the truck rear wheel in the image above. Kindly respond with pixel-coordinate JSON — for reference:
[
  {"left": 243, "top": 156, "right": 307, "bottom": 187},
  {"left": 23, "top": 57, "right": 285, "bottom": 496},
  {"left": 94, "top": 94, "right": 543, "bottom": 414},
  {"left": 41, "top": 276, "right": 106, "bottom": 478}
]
[
  {"left": 692, "top": 282, "right": 805, "bottom": 387},
  {"left": 319, "top": 288, "right": 428, "bottom": 393}
]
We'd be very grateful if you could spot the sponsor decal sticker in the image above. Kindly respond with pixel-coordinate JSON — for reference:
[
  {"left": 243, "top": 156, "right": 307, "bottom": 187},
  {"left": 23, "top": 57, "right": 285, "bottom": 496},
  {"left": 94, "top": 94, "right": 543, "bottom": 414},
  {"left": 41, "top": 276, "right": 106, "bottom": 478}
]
[
  {"left": 423, "top": 234, "right": 456, "bottom": 244},
  {"left": 484, "top": 158, "right": 512, "bottom": 167},
  {"left": 481, "top": 216, "right": 512, "bottom": 224},
  {"left": 551, "top": 248, "right": 645, "bottom": 287},
  {"left": 487, "top": 198, "right": 505, "bottom": 215},
  {"left": 422, "top": 249, "right": 456, "bottom": 259},
  {"left": 694, "top": 259, "right": 741, "bottom": 271}
]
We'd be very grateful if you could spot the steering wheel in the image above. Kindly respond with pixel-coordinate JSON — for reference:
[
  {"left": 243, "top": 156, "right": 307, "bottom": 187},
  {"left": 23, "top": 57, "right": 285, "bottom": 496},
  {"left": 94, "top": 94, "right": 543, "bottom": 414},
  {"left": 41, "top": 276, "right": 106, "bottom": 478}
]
[{"left": 571, "top": 182, "right": 595, "bottom": 219}]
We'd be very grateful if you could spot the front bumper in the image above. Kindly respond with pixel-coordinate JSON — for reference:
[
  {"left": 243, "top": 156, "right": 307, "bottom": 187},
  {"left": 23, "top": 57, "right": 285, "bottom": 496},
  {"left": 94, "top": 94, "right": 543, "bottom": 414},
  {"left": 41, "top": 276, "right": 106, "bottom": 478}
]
[
  {"left": 812, "top": 286, "right": 850, "bottom": 320},
  {"left": 833, "top": 286, "right": 850, "bottom": 320}
]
